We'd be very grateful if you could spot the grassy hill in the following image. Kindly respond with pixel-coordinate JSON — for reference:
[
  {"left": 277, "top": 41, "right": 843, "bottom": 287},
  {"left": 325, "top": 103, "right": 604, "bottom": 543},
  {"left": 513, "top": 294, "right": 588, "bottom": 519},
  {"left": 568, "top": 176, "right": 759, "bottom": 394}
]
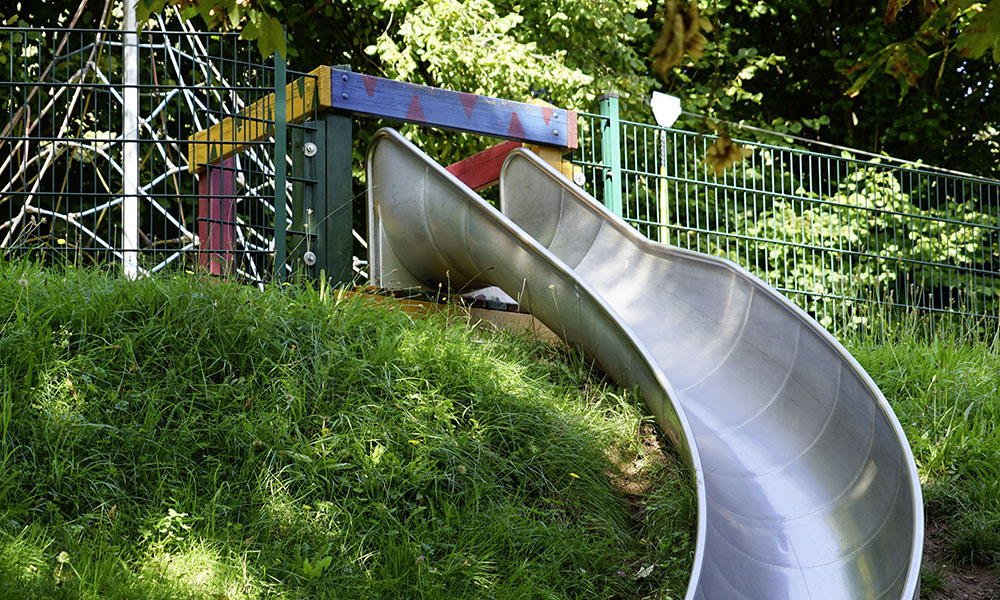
[
  {"left": 0, "top": 262, "right": 694, "bottom": 599},
  {"left": 843, "top": 316, "right": 1000, "bottom": 597},
  {"left": 1, "top": 260, "right": 998, "bottom": 599}
]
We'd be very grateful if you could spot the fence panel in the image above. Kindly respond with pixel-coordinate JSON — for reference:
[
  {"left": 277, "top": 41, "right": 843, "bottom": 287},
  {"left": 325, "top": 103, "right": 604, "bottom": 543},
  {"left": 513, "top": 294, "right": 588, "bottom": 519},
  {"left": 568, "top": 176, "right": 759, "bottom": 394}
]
[
  {"left": 5, "top": 24, "right": 997, "bottom": 322},
  {"left": 0, "top": 24, "right": 315, "bottom": 284},
  {"left": 573, "top": 114, "right": 1000, "bottom": 330}
]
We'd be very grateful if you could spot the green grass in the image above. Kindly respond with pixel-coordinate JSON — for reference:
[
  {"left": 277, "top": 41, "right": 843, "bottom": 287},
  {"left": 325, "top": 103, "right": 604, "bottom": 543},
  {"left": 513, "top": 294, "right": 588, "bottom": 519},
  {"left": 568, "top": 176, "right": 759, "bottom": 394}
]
[
  {"left": 844, "top": 315, "right": 1000, "bottom": 572},
  {"left": 3, "top": 260, "right": 999, "bottom": 600},
  {"left": 0, "top": 261, "right": 695, "bottom": 600}
]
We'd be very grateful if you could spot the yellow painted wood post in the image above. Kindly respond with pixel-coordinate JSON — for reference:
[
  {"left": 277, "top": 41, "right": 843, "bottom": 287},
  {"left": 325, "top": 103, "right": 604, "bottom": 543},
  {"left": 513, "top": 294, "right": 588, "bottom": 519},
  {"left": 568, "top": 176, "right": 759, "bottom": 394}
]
[
  {"left": 187, "top": 66, "right": 332, "bottom": 173},
  {"left": 525, "top": 98, "right": 580, "bottom": 185}
]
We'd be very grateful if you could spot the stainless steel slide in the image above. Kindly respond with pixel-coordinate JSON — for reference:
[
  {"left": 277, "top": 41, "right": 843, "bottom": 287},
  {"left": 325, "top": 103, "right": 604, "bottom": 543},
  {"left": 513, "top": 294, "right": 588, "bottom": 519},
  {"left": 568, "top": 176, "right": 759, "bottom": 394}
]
[{"left": 367, "top": 128, "right": 923, "bottom": 600}]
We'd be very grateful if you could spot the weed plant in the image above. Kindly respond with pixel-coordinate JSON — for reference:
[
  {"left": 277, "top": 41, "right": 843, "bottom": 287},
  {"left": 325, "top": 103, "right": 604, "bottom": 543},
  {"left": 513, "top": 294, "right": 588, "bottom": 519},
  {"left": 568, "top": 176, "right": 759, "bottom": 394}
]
[{"left": 0, "top": 261, "right": 695, "bottom": 599}]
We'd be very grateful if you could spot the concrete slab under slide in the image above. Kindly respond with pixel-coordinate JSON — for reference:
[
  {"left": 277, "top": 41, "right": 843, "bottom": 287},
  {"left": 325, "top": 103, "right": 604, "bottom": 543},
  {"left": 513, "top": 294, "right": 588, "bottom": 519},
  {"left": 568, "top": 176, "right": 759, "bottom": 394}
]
[{"left": 366, "top": 127, "right": 922, "bottom": 600}]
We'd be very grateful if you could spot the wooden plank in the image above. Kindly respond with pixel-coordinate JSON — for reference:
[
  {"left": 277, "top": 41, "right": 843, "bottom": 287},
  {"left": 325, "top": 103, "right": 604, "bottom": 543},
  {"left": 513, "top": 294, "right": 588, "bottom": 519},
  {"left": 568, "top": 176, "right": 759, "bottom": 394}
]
[
  {"left": 322, "top": 112, "right": 355, "bottom": 284},
  {"left": 329, "top": 69, "right": 578, "bottom": 149},
  {"left": 445, "top": 140, "right": 577, "bottom": 192},
  {"left": 187, "top": 66, "right": 332, "bottom": 173},
  {"left": 189, "top": 67, "right": 580, "bottom": 172},
  {"left": 197, "top": 157, "right": 236, "bottom": 274},
  {"left": 525, "top": 143, "right": 576, "bottom": 182},
  {"left": 445, "top": 140, "right": 522, "bottom": 191}
]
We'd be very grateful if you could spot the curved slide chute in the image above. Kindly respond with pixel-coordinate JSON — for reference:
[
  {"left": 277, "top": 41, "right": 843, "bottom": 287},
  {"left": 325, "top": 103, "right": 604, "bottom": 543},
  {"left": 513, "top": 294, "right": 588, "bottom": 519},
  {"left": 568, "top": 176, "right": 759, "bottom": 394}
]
[{"left": 367, "top": 128, "right": 922, "bottom": 599}]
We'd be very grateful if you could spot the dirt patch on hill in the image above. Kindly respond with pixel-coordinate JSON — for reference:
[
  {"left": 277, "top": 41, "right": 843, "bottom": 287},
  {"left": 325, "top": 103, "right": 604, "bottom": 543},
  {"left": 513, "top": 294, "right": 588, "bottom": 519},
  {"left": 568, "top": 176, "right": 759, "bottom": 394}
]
[{"left": 923, "top": 521, "right": 999, "bottom": 599}]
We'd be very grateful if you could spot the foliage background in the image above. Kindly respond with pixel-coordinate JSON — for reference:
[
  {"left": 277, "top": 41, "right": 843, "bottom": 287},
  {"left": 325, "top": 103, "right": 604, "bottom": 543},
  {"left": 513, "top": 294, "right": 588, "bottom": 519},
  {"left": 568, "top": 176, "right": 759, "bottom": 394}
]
[
  {"left": 5, "top": 0, "right": 997, "bottom": 177},
  {"left": 1, "top": 0, "right": 997, "bottom": 325}
]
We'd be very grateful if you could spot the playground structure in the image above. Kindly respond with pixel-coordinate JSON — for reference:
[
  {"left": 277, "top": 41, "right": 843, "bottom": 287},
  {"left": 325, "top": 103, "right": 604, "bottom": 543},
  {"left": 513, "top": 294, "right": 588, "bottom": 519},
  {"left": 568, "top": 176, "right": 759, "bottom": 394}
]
[
  {"left": 0, "top": 23, "right": 301, "bottom": 282},
  {"left": 368, "top": 128, "right": 923, "bottom": 599},
  {"left": 3, "top": 24, "right": 998, "bottom": 322},
  {"left": 18, "top": 23, "right": 1000, "bottom": 597},
  {"left": 182, "top": 59, "right": 928, "bottom": 594},
  {"left": 186, "top": 64, "right": 580, "bottom": 282},
  {"left": 184, "top": 56, "right": 925, "bottom": 599}
]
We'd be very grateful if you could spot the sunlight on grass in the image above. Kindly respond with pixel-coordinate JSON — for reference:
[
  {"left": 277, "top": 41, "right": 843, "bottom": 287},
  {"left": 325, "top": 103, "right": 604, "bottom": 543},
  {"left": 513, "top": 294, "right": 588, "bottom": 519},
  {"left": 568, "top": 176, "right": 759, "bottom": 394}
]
[
  {"left": 31, "top": 362, "right": 87, "bottom": 424},
  {"left": 0, "top": 525, "right": 51, "bottom": 590},
  {"left": 141, "top": 539, "right": 262, "bottom": 600},
  {"left": 845, "top": 311, "right": 1000, "bottom": 571},
  {"left": 0, "top": 260, "right": 702, "bottom": 598},
  {"left": 9, "top": 259, "right": 999, "bottom": 599}
]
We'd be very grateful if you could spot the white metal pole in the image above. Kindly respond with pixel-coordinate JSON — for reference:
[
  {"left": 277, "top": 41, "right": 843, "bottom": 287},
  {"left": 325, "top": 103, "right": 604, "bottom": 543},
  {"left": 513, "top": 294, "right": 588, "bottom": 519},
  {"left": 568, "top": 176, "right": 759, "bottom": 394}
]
[
  {"left": 122, "top": 0, "right": 140, "bottom": 278},
  {"left": 660, "top": 131, "right": 669, "bottom": 245}
]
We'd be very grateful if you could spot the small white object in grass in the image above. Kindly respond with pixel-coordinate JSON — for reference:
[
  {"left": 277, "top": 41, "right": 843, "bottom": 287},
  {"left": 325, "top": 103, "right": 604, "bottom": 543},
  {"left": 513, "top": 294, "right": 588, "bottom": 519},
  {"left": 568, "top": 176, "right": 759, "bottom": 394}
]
[{"left": 636, "top": 564, "right": 654, "bottom": 578}]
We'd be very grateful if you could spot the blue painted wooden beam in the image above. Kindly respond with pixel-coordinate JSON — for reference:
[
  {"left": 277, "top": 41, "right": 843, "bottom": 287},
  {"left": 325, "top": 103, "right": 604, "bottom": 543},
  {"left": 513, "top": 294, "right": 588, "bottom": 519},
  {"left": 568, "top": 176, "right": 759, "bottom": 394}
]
[{"left": 329, "top": 68, "right": 577, "bottom": 149}]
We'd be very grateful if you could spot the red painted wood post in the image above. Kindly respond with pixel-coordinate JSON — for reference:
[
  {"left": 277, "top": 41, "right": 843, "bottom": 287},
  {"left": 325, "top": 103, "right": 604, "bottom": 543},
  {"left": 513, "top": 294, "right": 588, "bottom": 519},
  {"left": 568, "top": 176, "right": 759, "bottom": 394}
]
[
  {"left": 445, "top": 141, "right": 522, "bottom": 190},
  {"left": 197, "top": 156, "right": 236, "bottom": 275}
]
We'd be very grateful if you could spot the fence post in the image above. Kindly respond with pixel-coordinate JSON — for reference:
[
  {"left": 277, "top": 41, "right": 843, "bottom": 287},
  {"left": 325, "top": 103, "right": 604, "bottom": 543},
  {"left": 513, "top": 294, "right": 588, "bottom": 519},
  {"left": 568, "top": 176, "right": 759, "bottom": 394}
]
[
  {"left": 598, "top": 93, "right": 622, "bottom": 216},
  {"left": 297, "top": 112, "right": 353, "bottom": 284},
  {"left": 323, "top": 111, "right": 354, "bottom": 284},
  {"left": 272, "top": 42, "right": 288, "bottom": 282},
  {"left": 122, "top": 0, "right": 140, "bottom": 278},
  {"left": 659, "top": 130, "right": 670, "bottom": 244}
]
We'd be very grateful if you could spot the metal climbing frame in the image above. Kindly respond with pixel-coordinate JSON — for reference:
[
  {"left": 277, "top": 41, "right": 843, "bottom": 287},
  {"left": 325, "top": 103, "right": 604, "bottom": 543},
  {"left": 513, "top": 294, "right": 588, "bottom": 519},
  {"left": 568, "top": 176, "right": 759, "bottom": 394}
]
[{"left": 0, "top": 21, "right": 324, "bottom": 284}]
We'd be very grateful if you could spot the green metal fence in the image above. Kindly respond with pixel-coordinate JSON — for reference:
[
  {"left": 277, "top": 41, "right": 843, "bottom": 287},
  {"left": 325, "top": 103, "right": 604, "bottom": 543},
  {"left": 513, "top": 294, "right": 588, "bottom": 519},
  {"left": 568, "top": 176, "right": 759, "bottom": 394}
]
[
  {"left": 5, "top": 23, "right": 998, "bottom": 328},
  {"left": 573, "top": 106, "right": 1000, "bottom": 330},
  {"left": 0, "top": 22, "right": 320, "bottom": 284}
]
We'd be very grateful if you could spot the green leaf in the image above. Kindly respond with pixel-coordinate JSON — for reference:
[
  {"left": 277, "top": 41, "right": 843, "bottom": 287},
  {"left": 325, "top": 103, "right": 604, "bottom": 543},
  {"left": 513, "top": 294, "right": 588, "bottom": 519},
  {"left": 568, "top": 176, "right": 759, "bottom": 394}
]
[
  {"left": 955, "top": 3, "right": 1000, "bottom": 60},
  {"left": 199, "top": 1, "right": 215, "bottom": 25},
  {"left": 228, "top": 4, "right": 241, "bottom": 29},
  {"left": 845, "top": 57, "right": 886, "bottom": 97},
  {"left": 240, "top": 19, "right": 258, "bottom": 41},
  {"left": 256, "top": 16, "right": 286, "bottom": 59},
  {"left": 883, "top": 43, "right": 929, "bottom": 90},
  {"left": 135, "top": 0, "right": 167, "bottom": 26}
]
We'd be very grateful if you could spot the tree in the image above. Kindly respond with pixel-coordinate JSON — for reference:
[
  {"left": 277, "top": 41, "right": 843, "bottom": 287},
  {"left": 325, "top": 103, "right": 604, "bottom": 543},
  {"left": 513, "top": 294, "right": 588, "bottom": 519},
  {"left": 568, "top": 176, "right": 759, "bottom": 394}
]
[
  {"left": 654, "top": 1, "right": 999, "bottom": 178},
  {"left": 120, "top": 0, "right": 656, "bottom": 170},
  {"left": 10, "top": 0, "right": 997, "bottom": 177}
]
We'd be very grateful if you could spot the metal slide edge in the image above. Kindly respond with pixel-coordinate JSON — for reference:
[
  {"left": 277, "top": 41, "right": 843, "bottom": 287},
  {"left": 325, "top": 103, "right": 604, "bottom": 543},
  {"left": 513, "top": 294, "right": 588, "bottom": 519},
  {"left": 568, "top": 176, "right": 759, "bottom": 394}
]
[
  {"left": 367, "top": 127, "right": 707, "bottom": 599},
  {"left": 498, "top": 148, "right": 923, "bottom": 600},
  {"left": 366, "top": 127, "right": 922, "bottom": 599}
]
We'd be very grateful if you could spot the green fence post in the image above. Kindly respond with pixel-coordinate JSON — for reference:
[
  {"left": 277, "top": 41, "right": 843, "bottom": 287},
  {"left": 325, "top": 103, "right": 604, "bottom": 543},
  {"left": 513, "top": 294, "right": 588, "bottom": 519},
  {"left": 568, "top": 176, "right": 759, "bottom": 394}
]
[
  {"left": 289, "top": 124, "right": 307, "bottom": 272},
  {"left": 317, "top": 64, "right": 355, "bottom": 286},
  {"left": 599, "top": 93, "right": 622, "bottom": 216},
  {"left": 307, "top": 112, "right": 353, "bottom": 285},
  {"left": 272, "top": 43, "right": 288, "bottom": 282}
]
